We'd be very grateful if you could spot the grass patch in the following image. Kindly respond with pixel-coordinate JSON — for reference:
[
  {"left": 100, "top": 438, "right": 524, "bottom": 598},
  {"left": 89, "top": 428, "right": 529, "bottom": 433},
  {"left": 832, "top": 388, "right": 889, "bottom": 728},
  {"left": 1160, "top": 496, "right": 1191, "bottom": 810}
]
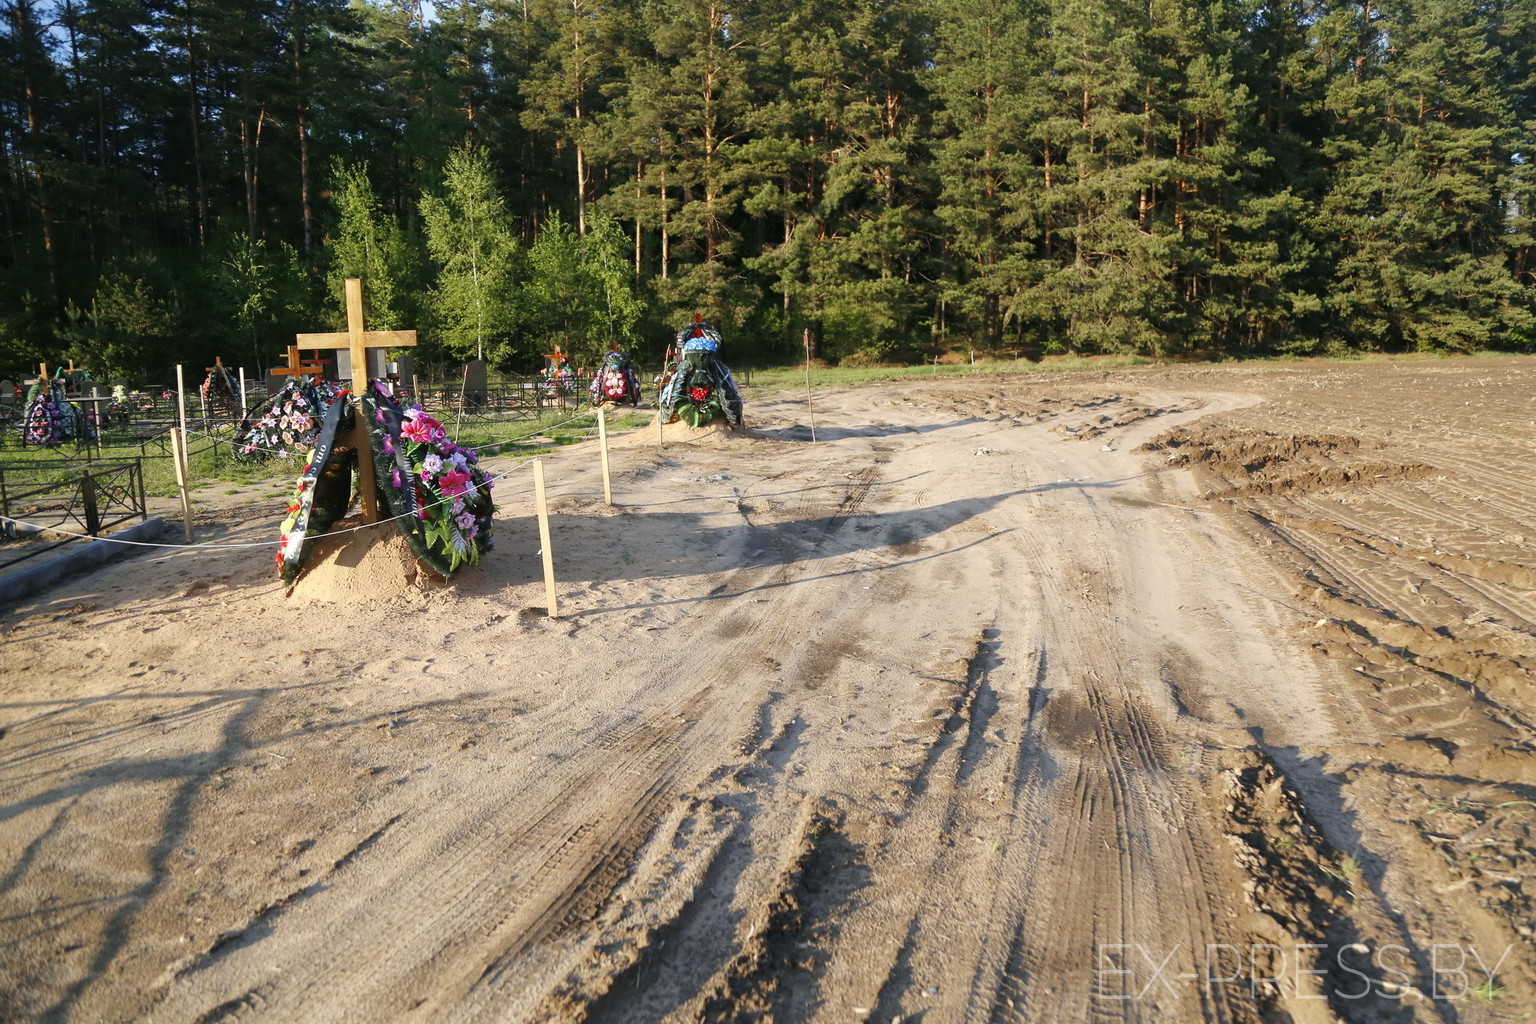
[
  {"left": 741, "top": 353, "right": 1187, "bottom": 394},
  {"left": 1472, "top": 977, "right": 1504, "bottom": 1001}
]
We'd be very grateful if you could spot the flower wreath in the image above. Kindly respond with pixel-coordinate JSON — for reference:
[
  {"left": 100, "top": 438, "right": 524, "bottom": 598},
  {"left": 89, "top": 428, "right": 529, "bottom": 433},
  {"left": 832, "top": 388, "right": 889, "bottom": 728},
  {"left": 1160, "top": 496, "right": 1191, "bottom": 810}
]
[
  {"left": 276, "top": 393, "right": 356, "bottom": 583},
  {"left": 22, "top": 381, "right": 91, "bottom": 446},
  {"left": 199, "top": 366, "right": 238, "bottom": 403},
  {"left": 367, "top": 386, "right": 494, "bottom": 575},
  {"left": 274, "top": 384, "right": 494, "bottom": 583},
  {"left": 23, "top": 391, "right": 66, "bottom": 446},
  {"left": 235, "top": 379, "right": 342, "bottom": 462}
]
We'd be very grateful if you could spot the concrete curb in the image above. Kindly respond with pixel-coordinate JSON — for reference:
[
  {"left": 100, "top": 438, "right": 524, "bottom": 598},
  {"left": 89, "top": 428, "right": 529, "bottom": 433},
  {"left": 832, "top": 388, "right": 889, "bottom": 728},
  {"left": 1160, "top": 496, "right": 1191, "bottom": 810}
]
[{"left": 0, "top": 517, "right": 168, "bottom": 607}]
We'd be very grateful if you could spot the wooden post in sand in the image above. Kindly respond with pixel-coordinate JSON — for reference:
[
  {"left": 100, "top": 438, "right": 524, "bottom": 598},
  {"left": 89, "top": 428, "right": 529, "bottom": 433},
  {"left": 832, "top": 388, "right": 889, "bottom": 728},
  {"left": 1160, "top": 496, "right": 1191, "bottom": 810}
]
[
  {"left": 169, "top": 421, "right": 195, "bottom": 542},
  {"left": 295, "top": 279, "right": 417, "bottom": 523},
  {"left": 597, "top": 405, "right": 613, "bottom": 505},
  {"left": 803, "top": 328, "right": 818, "bottom": 443},
  {"left": 172, "top": 364, "right": 194, "bottom": 540},
  {"left": 655, "top": 344, "right": 671, "bottom": 447},
  {"left": 533, "top": 459, "right": 559, "bottom": 617}
]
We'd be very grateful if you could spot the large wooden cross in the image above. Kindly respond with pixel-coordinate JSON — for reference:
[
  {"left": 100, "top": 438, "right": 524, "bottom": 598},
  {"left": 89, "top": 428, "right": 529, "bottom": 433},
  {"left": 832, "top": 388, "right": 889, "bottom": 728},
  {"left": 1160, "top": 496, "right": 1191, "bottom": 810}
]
[
  {"left": 37, "top": 359, "right": 78, "bottom": 381},
  {"left": 269, "top": 345, "right": 329, "bottom": 384},
  {"left": 295, "top": 278, "right": 417, "bottom": 522}
]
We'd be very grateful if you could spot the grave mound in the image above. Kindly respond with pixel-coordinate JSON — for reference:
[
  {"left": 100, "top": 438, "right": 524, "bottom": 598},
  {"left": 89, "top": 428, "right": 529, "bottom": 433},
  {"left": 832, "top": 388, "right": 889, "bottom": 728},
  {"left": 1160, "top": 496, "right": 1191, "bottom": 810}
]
[{"left": 284, "top": 523, "right": 445, "bottom": 605}]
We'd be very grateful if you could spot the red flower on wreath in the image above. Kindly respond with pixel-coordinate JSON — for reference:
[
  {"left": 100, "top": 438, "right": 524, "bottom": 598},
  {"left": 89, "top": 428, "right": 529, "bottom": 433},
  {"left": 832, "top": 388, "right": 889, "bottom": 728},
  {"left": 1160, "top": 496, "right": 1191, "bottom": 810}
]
[{"left": 689, "top": 386, "right": 711, "bottom": 403}]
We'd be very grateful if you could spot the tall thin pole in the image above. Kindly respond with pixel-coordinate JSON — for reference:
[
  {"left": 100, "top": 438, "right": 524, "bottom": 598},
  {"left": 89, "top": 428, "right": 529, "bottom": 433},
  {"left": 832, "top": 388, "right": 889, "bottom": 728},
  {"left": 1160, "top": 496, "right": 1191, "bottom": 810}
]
[
  {"left": 533, "top": 460, "right": 559, "bottom": 617},
  {"left": 597, "top": 405, "right": 613, "bottom": 505},
  {"left": 803, "top": 329, "right": 817, "bottom": 443}
]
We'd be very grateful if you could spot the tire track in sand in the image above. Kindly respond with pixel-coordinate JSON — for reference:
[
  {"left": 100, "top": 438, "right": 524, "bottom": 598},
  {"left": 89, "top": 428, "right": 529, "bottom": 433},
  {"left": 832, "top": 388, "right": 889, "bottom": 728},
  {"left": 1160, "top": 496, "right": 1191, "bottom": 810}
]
[{"left": 807, "top": 391, "right": 1317, "bottom": 1023}]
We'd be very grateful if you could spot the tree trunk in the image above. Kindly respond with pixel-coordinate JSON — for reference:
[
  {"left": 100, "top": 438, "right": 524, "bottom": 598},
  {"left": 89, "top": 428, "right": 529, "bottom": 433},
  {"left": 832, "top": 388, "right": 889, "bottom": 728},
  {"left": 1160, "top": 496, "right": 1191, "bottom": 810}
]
[
  {"left": 186, "top": 20, "right": 209, "bottom": 247},
  {"left": 292, "top": 0, "right": 314, "bottom": 257},
  {"left": 241, "top": 109, "right": 267, "bottom": 242},
  {"left": 13, "top": 0, "right": 62, "bottom": 319},
  {"left": 660, "top": 164, "right": 670, "bottom": 279}
]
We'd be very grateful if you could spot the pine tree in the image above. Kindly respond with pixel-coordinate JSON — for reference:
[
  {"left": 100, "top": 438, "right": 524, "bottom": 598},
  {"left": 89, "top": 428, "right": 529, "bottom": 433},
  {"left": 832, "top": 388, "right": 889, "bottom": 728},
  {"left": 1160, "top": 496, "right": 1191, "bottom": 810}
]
[
  {"left": 928, "top": 0, "right": 1043, "bottom": 354},
  {"left": 641, "top": 0, "right": 758, "bottom": 324},
  {"left": 420, "top": 144, "right": 520, "bottom": 363},
  {"left": 325, "top": 159, "right": 416, "bottom": 332},
  {"left": 1313, "top": 0, "right": 1534, "bottom": 351},
  {"left": 1013, "top": 0, "right": 1182, "bottom": 354}
]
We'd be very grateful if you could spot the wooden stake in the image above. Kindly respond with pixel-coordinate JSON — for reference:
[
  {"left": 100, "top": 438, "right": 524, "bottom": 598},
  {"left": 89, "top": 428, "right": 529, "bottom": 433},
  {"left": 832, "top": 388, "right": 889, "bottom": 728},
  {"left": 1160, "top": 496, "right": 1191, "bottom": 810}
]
[
  {"left": 533, "top": 459, "right": 559, "bottom": 617},
  {"left": 803, "top": 328, "right": 818, "bottom": 443},
  {"left": 170, "top": 427, "right": 195, "bottom": 542},
  {"left": 597, "top": 404, "right": 613, "bottom": 505},
  {"left": 175, "top": 363, "right": 189, "bottom": 441},
  {"left": 455, "top": 362, "right": 468, "bottom": 436},
  {"left": 238, "top": 366, "right": 248, "bottom": 415}
]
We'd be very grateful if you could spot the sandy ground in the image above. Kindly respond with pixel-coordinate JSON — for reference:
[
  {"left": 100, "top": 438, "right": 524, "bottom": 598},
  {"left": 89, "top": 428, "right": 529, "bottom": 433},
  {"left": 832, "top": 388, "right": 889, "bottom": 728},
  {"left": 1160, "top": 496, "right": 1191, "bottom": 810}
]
[{"left": 1, "top": 357, "right": 1532, "bottom": 1024}]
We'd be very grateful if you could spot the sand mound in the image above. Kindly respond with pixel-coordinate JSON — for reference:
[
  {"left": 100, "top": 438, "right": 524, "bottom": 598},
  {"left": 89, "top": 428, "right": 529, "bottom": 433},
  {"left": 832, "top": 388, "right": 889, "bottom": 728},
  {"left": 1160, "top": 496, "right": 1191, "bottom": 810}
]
[
  {"left": 285, "top": 519, "right": 446, "bottom": 604},
  {"left": 606, "top": 416, "right": 767, "bottom": 449}
]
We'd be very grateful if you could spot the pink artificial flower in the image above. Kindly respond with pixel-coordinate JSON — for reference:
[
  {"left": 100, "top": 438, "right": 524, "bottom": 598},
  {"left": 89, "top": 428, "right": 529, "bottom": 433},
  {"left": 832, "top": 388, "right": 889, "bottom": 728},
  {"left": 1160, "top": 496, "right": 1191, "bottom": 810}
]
[
  {"left": 438, "top": 468, "right": 471, "bottom": 498},
  {"left": 401, "top": 417, "right": 435, "bottom": 443}
]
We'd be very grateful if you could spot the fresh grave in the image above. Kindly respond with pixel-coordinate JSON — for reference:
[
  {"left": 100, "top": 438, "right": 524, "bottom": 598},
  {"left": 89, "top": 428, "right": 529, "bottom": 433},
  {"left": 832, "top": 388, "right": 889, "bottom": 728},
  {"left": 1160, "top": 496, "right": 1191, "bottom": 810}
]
[{"left": 275, "top": 384, "right": 494, "bottom": 587}]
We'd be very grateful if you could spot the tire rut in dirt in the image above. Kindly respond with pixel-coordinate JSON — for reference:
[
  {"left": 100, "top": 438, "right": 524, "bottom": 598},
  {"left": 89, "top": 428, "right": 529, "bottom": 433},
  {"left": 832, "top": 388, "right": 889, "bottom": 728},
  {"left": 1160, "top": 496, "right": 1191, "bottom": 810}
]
[{"left": 159, "top": 683, "right": 743, "bottom": 1022}]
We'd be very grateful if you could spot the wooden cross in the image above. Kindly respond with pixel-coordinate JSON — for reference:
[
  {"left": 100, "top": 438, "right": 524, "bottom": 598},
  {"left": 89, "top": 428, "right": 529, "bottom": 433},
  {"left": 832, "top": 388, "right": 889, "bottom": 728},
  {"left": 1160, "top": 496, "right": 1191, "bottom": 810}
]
[
  {"left": 294, "top": 278, "right": 417, "bottom": 523},
  {"left": 269, "top": 345, "right": 329, "bottom": 384},
  {"left": 543, "top": 345, "right": 566, "bottom": 369},
  {"left": 206, "top": 356, "right": 227, "bottom": 373}
]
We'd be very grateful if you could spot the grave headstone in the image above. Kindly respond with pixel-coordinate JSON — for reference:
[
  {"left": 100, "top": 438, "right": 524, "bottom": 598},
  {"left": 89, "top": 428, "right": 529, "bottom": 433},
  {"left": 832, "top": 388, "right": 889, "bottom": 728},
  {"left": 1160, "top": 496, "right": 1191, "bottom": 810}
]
[
  {"left": 0, "top": 380, "right": 15, "bottom": 405},
  {"left": 390, "top": 352, "right": 414, "bottom": 387},
  {"left": 464, "top": 359, "right": 488, "bottom": 408}
]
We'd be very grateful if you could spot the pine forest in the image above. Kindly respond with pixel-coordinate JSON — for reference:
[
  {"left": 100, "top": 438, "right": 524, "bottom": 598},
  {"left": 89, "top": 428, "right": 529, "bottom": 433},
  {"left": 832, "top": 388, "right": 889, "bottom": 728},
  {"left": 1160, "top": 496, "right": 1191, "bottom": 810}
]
[{"left": 2, "top": 0, "right": 1534, "bottom": 379}]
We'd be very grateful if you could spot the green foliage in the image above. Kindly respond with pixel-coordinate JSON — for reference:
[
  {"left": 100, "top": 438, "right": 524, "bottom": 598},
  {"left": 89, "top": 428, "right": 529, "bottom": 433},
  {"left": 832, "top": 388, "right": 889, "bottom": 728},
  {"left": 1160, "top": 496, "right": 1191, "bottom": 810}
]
[
  {"left": 325, "top": 160, "right": 418, "bottom": 333},
  {"left": 421, "top": 145, "right": 522, "bottom": 365},
  {"left": 205, "top": 233, "right": 315, "bottom": 374},
  {"left": 62, "top": 252, "right": 185, "bottom": 380},
  {"left": 2, "top": 0, "right": 1534, "bottom": 378},
  {"left": 525, "top": 209, "right": 648, "bottom": 367}
]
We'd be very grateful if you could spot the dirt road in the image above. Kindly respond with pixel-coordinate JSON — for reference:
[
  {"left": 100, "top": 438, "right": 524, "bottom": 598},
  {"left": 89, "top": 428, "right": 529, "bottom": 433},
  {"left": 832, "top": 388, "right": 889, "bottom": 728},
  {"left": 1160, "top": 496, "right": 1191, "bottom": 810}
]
[{"left": 2, "top": 358, "right": 1531, "bottom": 1023}]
